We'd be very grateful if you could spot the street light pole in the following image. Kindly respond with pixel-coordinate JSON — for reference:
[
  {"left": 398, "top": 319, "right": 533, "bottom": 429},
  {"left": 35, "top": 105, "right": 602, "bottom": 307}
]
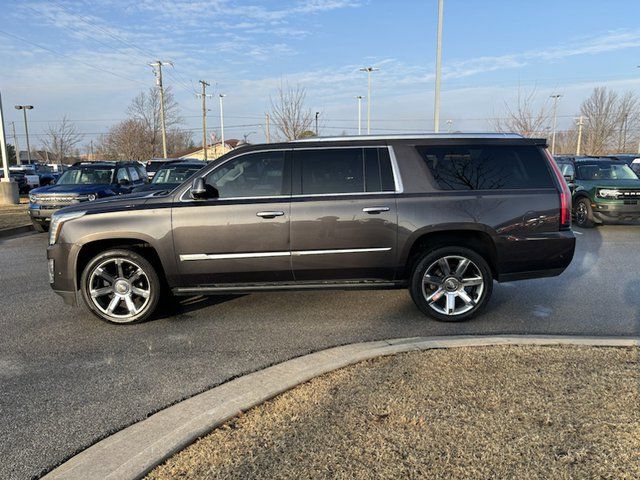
[
  {"left": 15, "top": 105, "right": 33, "bottom": 163},
  {"left": 219, "top": 94, "right": 226, "bottom": 151},
  {"left": 356, "top": 96, "right": 363, "bottom": 135},
  {"left": 360, "top": 67, "right": 378, "bottom": 134},
  {"left": 433, "top": 0, "right": 444, "bottom": 133},
  {"left": 315, "top": 111, "right": 320, "bottom": 136},
  {"left": 550, "top": 94, "right": 562, "bottom": 155},
  {"left": 575, "top": 116, "right": 584, "bottom": 156},
  {"left": 0, "top": 93, "right": 10, "bottom": 180}
]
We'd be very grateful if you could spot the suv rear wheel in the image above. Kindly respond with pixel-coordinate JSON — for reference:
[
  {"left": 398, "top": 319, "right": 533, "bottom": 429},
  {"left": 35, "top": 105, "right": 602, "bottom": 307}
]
[
  {"left": 80, "top": 249, "right": 160, "bottom": 324},
  {"left": 410, "top": 246, "right": 493, "bottom": 322}
]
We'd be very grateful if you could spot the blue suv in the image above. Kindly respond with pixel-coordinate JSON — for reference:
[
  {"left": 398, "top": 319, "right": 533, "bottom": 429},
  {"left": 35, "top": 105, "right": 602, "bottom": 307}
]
[{"left": 28, "top": 161, "right": 148, "bottom": 232}]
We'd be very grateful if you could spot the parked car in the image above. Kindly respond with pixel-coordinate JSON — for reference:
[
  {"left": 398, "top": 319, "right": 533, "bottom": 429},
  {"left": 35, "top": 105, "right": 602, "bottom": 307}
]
[
  {"left": 47, "top": 134, "right": 575, "bottom": 325},
  {"left": 0, "top": 170, "right": 29, "bottom": 193},
  {"left": 555, "top": 156, "right": 640, "bottom": 227},
  {"left": 28, "top": 161, "right": 148, "bottom": 232},
  {"left": 10, "top": 165, "right": 39, "bottom": 190},
  {"left": 606, "top": 154, "right": 640, "bottom": 165},
  {"left": 145, "top": 158, "right": 182, "bottom": 180},
  {"left": 132, "top": 160, "right": 206, "bottom": 193}
]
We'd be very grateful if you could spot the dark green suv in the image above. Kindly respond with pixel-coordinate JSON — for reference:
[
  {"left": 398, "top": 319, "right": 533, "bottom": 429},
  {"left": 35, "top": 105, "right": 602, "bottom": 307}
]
[{"left": 556, "top": 156, "right": 640, "bottom": 227}]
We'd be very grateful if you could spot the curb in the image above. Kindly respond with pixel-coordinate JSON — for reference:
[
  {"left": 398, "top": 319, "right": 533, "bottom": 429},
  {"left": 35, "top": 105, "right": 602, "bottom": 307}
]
[
  {"left": 0, "top": 223, "right": 34, "bottom": 239},
  {"left": 43, "top": 335, "right": 639, "bottom": 480}
]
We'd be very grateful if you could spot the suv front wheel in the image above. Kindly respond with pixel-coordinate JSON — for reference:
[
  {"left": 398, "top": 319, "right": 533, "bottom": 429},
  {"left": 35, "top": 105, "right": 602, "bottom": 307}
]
[
  {"left": 80, "top": 249, "right": 160, "bottom": 324},
  {"left": 410, "top": 246, "right": 493, "bottom": 322}
]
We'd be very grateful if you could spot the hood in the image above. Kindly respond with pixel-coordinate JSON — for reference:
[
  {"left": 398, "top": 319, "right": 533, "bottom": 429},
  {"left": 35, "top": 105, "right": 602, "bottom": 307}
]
[
  {"left": 30, "top": 183, "right": 115, "bottom": 195},
  {"left": 587, "top": 179, "right": 640, "bottom": 188},
  {"left": 56, "top": 191, "right": 154, "bottom": 216}
]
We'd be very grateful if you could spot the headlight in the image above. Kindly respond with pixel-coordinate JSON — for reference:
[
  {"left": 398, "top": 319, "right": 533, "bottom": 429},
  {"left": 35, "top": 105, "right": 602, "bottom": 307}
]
[
  {"left": 598, "top": 188, "right": 621, "bottom": 198},
  {"left": 29, "top": 194, "right": 36, "bottom": 203},
  {"left": 87, "top": 193, "right": 97, "bottom": 201},
  {"left": 49, "top": 211, "right": 86, "bottom": 245}
]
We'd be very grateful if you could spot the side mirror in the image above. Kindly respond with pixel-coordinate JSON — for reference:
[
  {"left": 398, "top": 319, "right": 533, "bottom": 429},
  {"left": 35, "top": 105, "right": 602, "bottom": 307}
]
[
  {"left": 563, "top": 174, "right": 574, "bottom": 183},
  {"left": 118, "top": 178, "right": 131, "bottom": 186},
  {"left": 190, "top": 177, "right": 218, "bottom": 199}
]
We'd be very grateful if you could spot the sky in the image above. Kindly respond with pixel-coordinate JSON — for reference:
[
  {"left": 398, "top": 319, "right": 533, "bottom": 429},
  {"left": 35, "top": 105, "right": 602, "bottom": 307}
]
[{"left": 2, "top": 0, "right": 640, "bottom": 149}]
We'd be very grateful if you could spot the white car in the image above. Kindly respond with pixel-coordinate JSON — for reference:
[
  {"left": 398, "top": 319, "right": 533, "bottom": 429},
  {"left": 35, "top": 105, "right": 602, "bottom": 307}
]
[{"left": 10, "top": 166, "right": 39, "bottom": 190}]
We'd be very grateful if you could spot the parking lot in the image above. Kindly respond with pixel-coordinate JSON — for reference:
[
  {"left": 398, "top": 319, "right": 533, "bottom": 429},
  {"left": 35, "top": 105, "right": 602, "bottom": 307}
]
[{"left": 0, "top": 225, "right": 639, "bottom": 480}]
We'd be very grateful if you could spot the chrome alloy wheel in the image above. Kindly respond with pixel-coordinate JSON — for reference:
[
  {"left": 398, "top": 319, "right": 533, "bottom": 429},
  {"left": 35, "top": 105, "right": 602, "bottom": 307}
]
[
  {"left": 88, "top": 258, "right": 151, "bottom": 322},
  {"left": 421, "top": 255, "right": 484, "bottom": 316}
]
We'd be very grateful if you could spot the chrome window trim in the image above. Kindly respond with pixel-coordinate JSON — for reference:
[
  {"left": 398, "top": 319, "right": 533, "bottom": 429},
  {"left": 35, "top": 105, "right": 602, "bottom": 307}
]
[
  {"left": 179, "top": 145, "right": 402, "bottom": 202},
  {"left": 179, "top": 247, "right": 392, "bottom": 262}
]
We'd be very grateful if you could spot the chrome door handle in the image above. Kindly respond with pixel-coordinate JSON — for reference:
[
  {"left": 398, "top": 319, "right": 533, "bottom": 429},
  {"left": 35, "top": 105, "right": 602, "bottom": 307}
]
[
  {"left": 362, "top": 206, "right": 390, "bottom": 214},
  {"left": 256, "top": 211, "right": 285, "bottom": 218}
]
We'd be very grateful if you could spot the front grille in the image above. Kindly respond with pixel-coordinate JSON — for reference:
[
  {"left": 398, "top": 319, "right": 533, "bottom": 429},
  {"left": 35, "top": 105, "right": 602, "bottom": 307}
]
[
  {"left": 32, "top": 195, "right": 80, "bottom": 206},
  {"left": 598, "top": 189, "right": 640, "bottom": 200}
]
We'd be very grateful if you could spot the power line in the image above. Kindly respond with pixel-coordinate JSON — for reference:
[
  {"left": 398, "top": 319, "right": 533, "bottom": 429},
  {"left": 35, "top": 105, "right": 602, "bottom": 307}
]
[{"left": 0, "top": 29, "right": 149, "bottom": 88}]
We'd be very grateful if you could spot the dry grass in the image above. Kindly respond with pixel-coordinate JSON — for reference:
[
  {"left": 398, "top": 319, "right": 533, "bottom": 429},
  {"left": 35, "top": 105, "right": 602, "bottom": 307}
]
[
  {"left": 147, "top": 346, "right": 640, "bottom": 480},
  {"left": 0, "top": 201, "right": 30, "bottom": 230}
]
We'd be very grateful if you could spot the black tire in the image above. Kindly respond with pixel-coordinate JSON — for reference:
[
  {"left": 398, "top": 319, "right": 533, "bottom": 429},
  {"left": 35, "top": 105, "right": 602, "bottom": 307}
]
[
  {"left": 574, "top": 198, "right": 595, "bottom": 228},
  {"left": 31, "top": 220, "right": 48, "bottom": 233},
  {"left": 409, "top": 246, "right": 493, "bottom": 322},
  {"left": 80, "top": 248, "right": 161, "bottom": 324}
]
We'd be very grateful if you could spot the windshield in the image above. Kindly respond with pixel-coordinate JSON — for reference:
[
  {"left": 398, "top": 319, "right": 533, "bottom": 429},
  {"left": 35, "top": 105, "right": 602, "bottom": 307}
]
[
  {"left": 152, "top": 165, "right": 203, "bottom": 184},
  {"left": 56, "top": 167, "right": 114, "bottom": 185},
  {"left": 577, "top": 162, "right": 639, "bottom": 181}
]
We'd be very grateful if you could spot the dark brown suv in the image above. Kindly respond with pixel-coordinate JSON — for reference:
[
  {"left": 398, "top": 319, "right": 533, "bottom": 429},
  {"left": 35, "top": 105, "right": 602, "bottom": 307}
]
[{"left": 46, "top": 134, "right": 575, "bottom": 324}]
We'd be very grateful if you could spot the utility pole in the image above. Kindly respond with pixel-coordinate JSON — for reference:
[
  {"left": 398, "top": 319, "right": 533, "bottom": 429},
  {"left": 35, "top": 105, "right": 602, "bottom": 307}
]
[
  {"left": 433, "top": 0, "right": 444, "bottom": 133},
  {"left": 265, "top": 113, "right": 271, "bottom": 143},
  {"left": 575, "top": 116, "right": 584, "bottom": 156},
  {"left": 360, "top": 67, "right": 378, "bottom": 134},
  {"left": 198, "top": 80, "right": 211, "bottom": 161},
  {"left": 11, "top": 122, "right": 20, "bottom": 165},
  {"left": 149, "top": 60, "right": 172, "bottom": 159},
  {"left": 550, "top": 94, "right": 562, "bottom": 155},
  {"left": 90, "top": 140, "right": 94, "bottom": 160},
  {"left": 315, "top": 111, "right": 320, "bottom": 136},
  {"left": 218, "top": 94, "right": 226, "bottom": 151},
  {"left": 355, "top": 96, "right": 363, "bottom": 135},
  {"left": 15, "top": 105, "right": 33, "bottom": 163}
]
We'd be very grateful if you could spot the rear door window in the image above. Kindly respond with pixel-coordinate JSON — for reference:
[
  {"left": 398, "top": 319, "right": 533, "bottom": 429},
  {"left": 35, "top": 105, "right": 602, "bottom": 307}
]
[
  {"left": 417, "top": 145, "right": 554, "bottom": 190},
  {"left": 295, "top": 147, "right": 395, "bottom": 195}
]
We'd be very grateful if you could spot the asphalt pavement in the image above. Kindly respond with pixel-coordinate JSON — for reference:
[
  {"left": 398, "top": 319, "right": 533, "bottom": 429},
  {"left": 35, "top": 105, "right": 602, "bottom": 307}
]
[{"left": 1, "top": 226, "right": 638, "bottom": 479}]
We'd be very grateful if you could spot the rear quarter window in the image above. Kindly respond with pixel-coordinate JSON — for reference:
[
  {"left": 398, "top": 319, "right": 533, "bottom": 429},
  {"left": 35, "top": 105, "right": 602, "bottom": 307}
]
[{"left": 417, "top": 145, "right": 554, "bottom": 190}]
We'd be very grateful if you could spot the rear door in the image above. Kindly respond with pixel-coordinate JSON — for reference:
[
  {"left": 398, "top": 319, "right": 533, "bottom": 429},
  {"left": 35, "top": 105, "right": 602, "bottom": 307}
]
[{"left": 289, "top": 146, "right": 398, "bottom": 281}]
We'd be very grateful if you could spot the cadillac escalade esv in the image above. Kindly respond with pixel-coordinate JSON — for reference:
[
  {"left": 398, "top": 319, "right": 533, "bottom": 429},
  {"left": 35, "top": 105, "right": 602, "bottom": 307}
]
[{"left": 47, "top": 134, "right": 575, "bottom": 324}]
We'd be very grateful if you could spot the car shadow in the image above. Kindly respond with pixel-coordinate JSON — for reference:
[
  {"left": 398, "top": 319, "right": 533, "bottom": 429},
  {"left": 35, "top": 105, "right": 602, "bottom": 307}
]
[{"left": 153, "top": 294, "right": 245, "bottom": 321}]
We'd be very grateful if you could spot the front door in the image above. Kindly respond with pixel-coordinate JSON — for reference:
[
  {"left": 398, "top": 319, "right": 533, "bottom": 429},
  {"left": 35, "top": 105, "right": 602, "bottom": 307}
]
[
  {"left": 173, "top": 150, "right": 293, "bottom": 286},
  {"left": 290, "top": 146, "right": 398, "bottom": 281}
]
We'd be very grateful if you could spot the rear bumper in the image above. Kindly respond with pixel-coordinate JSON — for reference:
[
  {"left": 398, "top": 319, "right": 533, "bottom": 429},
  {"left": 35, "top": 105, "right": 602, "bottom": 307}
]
[
  {"left": 592, "top": 202, "right": 640, "bottom": 223},
  {"left": 496, "top": 230, "right": 576, "bottom": 282}
]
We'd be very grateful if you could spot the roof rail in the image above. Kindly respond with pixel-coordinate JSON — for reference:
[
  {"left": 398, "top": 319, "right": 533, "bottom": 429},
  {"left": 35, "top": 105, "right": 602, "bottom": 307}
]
[{"left": 291, "top": 132, "right": 526, "bottom": 143}]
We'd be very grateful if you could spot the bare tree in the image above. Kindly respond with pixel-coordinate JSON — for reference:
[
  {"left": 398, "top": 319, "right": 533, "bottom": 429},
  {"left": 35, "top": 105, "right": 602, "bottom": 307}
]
[
  {"left": 97, "top": 119, "right": 150, "bottom": 161},
  {"left": 269, "top": 82, "right": 313, "bottom": 141},
  {"left": 580, "top": 87, "right": 621, "bottom": 155},
  {"left": 41, "top": 115, "right": 83, "bottom": 164},
  {"left": 492, "top": 87, "right": 551, "bottom": 137},
  {"left": 97, "top": 86, "right": 191, "bottom": 160},
  {"left": 127, "top": 86, "right": 183, "bottom": 157},
  {"left": 615, "top": 91, "right": 640, "bottom": 152}
]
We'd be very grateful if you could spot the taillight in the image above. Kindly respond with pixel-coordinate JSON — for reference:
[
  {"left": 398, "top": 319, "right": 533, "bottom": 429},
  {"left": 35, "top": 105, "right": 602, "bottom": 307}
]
[{"left": 545, "top": 149, "right": 571, "bottom": 230}]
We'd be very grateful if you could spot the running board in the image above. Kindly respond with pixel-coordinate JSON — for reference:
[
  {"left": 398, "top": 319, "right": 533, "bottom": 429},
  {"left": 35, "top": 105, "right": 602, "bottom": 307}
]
[{"left": 172, "top": 280, "right": 405, "bottom": 295}]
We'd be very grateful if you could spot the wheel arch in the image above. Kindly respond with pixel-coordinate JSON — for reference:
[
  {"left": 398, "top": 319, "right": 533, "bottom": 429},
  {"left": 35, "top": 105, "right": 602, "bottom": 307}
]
[
  {"left": 400, "top": 226, "right": 498, "bottom": 280},
  {"left": 74, "top": 238, "right": 167, "bottom": 291}
]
